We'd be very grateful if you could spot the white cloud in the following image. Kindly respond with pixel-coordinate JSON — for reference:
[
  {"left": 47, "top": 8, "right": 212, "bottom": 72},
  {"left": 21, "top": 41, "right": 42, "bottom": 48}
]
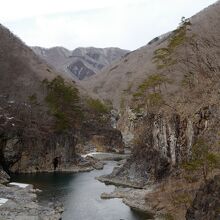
[{"left": 0, "top": 0, "right": 217, "bottom": 50}]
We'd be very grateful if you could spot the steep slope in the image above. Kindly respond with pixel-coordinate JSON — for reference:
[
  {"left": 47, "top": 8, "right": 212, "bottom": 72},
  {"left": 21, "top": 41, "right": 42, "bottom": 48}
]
[
  {"left": 0, "top": 24, "right": 78, "bottom": 174},
  {"left": 32, "top": 46, "right": 129, "bottom": 80},
  {"left": 0, "top": 24, "right": 123, "bottom": 176},
  {"left": 186, "top": 175, "right": 220, "bottom": 220},
  {"left": 90, "top": 2, "right": 220, "bottom": 218},
  {"left": 96, "top": 0, "right": 220, "bottom": 173},
  {"left": 0, "top": 26, "right": 59, "bottom": 101},
  {"left": 82, "top": 1, "right": 220, "bottom": 109}
]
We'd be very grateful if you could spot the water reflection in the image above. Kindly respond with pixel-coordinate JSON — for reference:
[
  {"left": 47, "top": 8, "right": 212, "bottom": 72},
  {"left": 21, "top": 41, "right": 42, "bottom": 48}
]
[{"left": 12, "top": 162, "right": 147, "bottom": 220}]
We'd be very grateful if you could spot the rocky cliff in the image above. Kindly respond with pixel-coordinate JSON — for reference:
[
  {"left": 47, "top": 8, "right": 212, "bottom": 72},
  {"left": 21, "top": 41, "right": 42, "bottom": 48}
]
[
  {"left": 90, "top": 2, "right": 220, "bottom": 218},
  {"left": 88, "top": 0, "right": 220, "bottom": 181},
  {"left": 32, "top": 46, "right": 129, "bottom": 80}
]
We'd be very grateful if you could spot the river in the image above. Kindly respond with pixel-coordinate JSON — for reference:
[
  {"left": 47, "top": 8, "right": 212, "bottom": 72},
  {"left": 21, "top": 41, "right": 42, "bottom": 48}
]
[{"left": 11, "top": 161, "right": 147, "bottom": 220}]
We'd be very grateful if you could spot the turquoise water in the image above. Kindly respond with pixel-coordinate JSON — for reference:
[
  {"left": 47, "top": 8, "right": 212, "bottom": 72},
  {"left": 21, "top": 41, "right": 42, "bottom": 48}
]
[{"left": 11, "top": 161, "right": 147, "bottom": 220}]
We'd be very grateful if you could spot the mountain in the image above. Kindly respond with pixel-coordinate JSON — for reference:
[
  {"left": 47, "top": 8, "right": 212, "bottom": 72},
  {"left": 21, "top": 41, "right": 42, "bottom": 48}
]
[
  {"left": 0, "top": 23, "right": 80, "bottom": 174},
  {"left": 0, "top": 26, "right": 59, "bottom": 101},
  {"left": 32, "top": 46, "right": 129, "bottom": 80},
  {"left": 87, "top": 1, "right": 220, "bottom": 218},
  {"left": 0, "top": 24, "right": 123, "bottom": 177},
  {"left": 1, "top": 1, "right": 220, "bottom": 218},
  {"left": 81, "top": 1, "right": 220, "bottom": 109}
]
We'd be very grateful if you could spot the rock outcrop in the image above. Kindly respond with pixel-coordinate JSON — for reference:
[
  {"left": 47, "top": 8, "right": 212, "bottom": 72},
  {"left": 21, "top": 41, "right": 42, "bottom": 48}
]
[
  {"left": 90, "top": 0, "right": 220, "bottom": 182},
  {"left": 102, "top": 103, "right": 218, "bottom": 186},
  {"left": 0, "top": 184, "right": 63, "bottom": 219},
  {"left": 1, "top": 133, "right": 77, "bottom": 173},
  {"left": 82, "top": 122, "right": 124, "bottom": 153}
]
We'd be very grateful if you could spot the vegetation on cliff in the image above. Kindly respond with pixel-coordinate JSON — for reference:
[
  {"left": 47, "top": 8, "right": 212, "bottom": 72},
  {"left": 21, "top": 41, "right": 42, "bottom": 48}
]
[
  {"left": 86, "top": 98, "right": 109, "bottom": 115},
  {"left": 92, "top": 6, "right": 220, "bottom": 218},
  {"left": 183, "top": 138, "right": 220, "bottom": 183},
  {"left": 132, "top": 19, "right": 192, "bottom": 112},
  {"left": 43, "top": 76, "right": 82, "bottom": 131}
]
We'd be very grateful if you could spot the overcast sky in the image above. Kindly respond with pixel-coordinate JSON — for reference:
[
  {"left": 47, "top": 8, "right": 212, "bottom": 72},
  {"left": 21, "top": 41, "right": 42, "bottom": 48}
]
[{"left": 0, "top": 0, "right": 217, "bottom": 50}]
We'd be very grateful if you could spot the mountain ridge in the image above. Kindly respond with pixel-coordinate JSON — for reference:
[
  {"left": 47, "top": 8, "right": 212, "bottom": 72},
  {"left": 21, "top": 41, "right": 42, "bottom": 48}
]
[
  {"left": 32, "top": 46, "right": 129, "bottom": 80},
  {"left": 81, "top": 0, "right": 220, "bottom": 109},
  {"left": 0, "top": 23, "right": 123, "bottom": 175},
  {"left": 89, "top": 1, "right": 220, "bottom": 218}
]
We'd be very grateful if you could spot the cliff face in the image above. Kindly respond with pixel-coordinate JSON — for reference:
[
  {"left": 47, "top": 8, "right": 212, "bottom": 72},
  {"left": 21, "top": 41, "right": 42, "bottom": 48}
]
[
  {"left": 0, "top": 108, "right": 124, "bottom": 174},
  {"left": 0, "top": 92, "right": 123, "bottom": 174},
  {"left": 0, "top": 132, "right": 77, "bottom": 173},
  {"left": 116, "top": 104, "right": 218, "bottom": 182},
  {"left": 82, "top": 125, "right": 124, "bottom": 153},
  {"left": 92, "top": 1, "right": 220, "bottom": 184}
]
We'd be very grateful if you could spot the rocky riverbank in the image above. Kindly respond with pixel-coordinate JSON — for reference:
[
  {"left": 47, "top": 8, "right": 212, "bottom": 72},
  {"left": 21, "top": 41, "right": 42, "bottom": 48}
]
[
  {"left": 0, "top": 152, "right": 130, "bottom": 220},
  {"left": 0, "top": 183, "right": 63, "bottom": 220},
  {"left": 96, "top": 159, "right": 158, "bottom": 217},
  {"left": 99, "top": 169, "right": 220, "bottom": 220},
  {"left": 6, "top": 155, "right": 106, "bottom": 174},
  {"left": 96, "top": 175, "right": 145, "bottom": 189},
  {"left": 99, "top": 178, "right": 157, "bottom": 217},
  {"left": 101, "top": 187, "right": 155, "bottom": 215},
  {"left": 96, "top": 155, "right": 148, "bottom": 189}
]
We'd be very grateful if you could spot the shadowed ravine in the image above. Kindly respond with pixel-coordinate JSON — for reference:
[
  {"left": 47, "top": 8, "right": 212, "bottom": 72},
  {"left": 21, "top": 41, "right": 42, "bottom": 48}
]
[{"left": 11, "top": 161, "right": 147, "bottom": 220}]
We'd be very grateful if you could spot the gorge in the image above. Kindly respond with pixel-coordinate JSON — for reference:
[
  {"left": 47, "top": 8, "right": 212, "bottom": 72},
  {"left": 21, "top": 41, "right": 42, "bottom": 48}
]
[
  {"left": 1, "top": 1, "right": 220, "bottom": 220},
  {"left": 11, "top": 160, "right": 147, "bottom": 220}
]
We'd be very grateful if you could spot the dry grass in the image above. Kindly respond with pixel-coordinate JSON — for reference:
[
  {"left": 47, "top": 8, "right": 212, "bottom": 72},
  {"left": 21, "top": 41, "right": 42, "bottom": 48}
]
[{"left": 145, "top": 169, "right": 220, "bottom": 220}]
